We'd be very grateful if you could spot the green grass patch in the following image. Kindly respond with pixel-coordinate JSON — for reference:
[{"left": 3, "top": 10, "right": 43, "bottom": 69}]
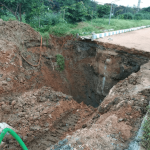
[
  {"left": 141, "top": 108, "right": 150, "bottom": 150},
  {"left": 37, "top": 19, "right": 150, "bottom": 37}
]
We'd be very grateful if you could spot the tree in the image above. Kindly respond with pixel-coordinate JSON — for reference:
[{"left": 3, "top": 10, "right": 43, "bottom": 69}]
[
  {"left": 28, "top": 0, "right": 47, "bottom": 27},
  {"left": 97, "top": 4, "right": 110, "bottom": 18},
  {"left": 0, "top": 0, "right": 22, "bottom": 21},
  {"left": 63, "top": 1, "right": 90, "bottom": 23},
  {"left": 0, "top": 0, "right": 48, "bottom": 22}
]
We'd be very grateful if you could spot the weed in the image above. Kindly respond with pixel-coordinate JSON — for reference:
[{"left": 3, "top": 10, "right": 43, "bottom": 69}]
[
  {"left": 56, "top": 54, "right": 65, "bottom": 71},
  {"left": 141, "top": 111, "right": 150, "bottom": 150},
  {"left": 38, "top": 19, "right": 150, "bottom": 37}
]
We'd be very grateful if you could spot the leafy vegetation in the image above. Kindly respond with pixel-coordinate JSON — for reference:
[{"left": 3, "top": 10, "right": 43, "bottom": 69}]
[
  {"left": 141, "top": 109, "right": 150, "bottom": 150},
  {"left": 36, "top": 19, "right": 150, "bottom": 37},
  {"left": 56, "top": 54, "right": 65, "bottom": 71},
  {"left": 1, "top": 0, "right": 150, "bottom": 38},
  {"left": 97, "top": 5, "right": 110, "bottom": 18}
]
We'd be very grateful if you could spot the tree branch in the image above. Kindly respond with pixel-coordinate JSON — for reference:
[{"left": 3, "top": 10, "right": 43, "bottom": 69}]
[
  {"left": 0, "top": 2, "right": 19, "bottom": 20},
  {"left": 15, "top": 3, "right": 19, "bottom": 16}
]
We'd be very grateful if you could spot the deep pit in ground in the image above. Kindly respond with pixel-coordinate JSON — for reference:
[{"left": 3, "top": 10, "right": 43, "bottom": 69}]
[
  {"left": 0, "top": 21, "right": 150, "bottom": 150},
  {"left": 22, "top": 37, "right": 148, "bottom": 108}
]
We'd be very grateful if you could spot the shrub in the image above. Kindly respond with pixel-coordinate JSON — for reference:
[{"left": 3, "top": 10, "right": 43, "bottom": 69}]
[
  {"left": 56, "top": 54, "right": 65, "bottom": 71},
  {"left": 97, "top": 5, "right": 110, "bottom": 18},
  {"left": 134, "top": 13, "right": 143, "bottom": 20},
  {"left": 141, "top": 111, "right": 150, "bottom": 149},
  {"left": 141, "top": 13, "right": 150, "bottom": 20},
  {"left": 64, "top": 2, "right": 90, "bottom": 23},
  {"left": 118, "top": 14, "right": 124, "bottom": 19},
  {"left": 30, "top": 12, "right": 62, "bottom": 28},
  {"left": 1, "top": 11, "right": 17, "bottom": 21},
  {"left": 123, "top": 13, "right": 134, "bottom": 20}
]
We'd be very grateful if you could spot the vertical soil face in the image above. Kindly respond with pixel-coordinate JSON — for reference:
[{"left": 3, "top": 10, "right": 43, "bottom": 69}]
[
  {"left": 36, "top": 37, "right": 148, "bottom": 107},
  {"left": 14, "top": 37, "right": 149, "bottom": 108}
]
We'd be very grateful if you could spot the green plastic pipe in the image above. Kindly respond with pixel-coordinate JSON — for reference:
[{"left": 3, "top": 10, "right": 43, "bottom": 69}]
[{"left": 0, "top": 128, "right": 28, "bottom": 150}]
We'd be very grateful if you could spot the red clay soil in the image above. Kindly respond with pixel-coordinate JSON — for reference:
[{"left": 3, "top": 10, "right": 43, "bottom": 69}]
[
  {"left": 96, "top": 28, "right": 150, "bottom": 52},
  {"left": 0, "top": 20, "right": 150, "bottom": 150}
]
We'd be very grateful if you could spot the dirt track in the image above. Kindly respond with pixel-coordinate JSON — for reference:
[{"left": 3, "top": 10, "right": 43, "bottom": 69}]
[{"left": 96, "top": 28, "right": 150, "bottom": 52}]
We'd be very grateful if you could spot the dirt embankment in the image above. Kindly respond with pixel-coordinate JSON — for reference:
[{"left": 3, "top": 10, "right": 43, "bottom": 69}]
[{"left": 0, "top": 20, "right": 150, "bottom": 150}]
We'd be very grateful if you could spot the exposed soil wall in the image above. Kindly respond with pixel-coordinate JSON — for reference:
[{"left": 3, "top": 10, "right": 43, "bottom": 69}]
[
  {"left": 0, "top": 19, "right": 149, "bottom": 107},
  {"left": 0, "top": 20, "right": 150, "bottom": 150}
]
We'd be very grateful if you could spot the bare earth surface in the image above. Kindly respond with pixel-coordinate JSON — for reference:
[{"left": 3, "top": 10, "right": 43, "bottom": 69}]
[
  {"left": 0, "top": 20, "right": 150, "bottom": 150},
  {"left": 96, "top": 28, "right": 150, "bottom": 52}
]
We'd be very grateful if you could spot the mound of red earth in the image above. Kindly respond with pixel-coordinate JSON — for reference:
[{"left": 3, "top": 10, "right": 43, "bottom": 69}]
[{"left": 0, "top": 20, "right": 149, "bottom": 150}]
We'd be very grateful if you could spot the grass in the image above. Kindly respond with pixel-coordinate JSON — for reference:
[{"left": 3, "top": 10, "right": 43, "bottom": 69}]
[
  {"left": 141, "top": 108, "right": 150, "bottom": 150},
  {"left": 38, "top": 19, "right": 150, "bottom": 37}
]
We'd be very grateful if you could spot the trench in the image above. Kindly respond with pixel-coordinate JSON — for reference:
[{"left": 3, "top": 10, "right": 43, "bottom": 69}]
[
  {"left": 32, "top": 38, "right": 149, "bottom": 108},
  {"left": 1, "top": 36, "right": 150, "bottom": 150}
]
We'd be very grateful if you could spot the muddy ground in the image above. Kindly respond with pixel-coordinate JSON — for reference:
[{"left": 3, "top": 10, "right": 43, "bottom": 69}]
[{"left": 0, "top": 20, "right": 149, "bottom": 150}]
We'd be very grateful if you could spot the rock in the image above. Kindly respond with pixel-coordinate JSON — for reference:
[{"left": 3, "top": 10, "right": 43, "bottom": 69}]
[
  {"left": 0, "top": 123, "right": 16, "bottom": 133},
  {"left": 6, "top": 77, "right": 11, "bottom": 82},
  {"left": 0, "top": 19, "right": 3, "bottom": 26},
  {"left": 76, "top": 139, "right": 82, "bottom": 145},
  {"left": 0, "top": 74, "right": 3, "bottom": 77},
  {"left": 82, "top": 124, "right": 87, "bottom": 128},
  {"left": 30, "top": 125, "right": 41, "bottom": 131},
  {"left": 108, "top": 38, "right": 113, "bottom": 41},
  {"left": 1, "top": 104, "right": 11, "bottom": 113},
  {"left": 11, "top": 100, "right": 16, "bottom": 106},
  {"left": 110, "top": 134, "right": 116, "bottom": 138},
  {"left": 38, "top": 97, "right": 47, "bottom": 102},
  {"left": 118, "top": 118, "right": 124, "bottom": 122},
  {"left": 25, "top": 75, "right": 31, "bottom": 80},
  {"left": 105, "top": 59, "right": 112, "bottom": 65}
]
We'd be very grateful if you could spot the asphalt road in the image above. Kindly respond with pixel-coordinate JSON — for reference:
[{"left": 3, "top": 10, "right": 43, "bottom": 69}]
[{"left": 96, "top": 28, "right": 150, "bottom": 52}]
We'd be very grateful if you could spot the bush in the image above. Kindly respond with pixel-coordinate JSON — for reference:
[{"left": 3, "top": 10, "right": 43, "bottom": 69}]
[
  {"left": 56, "top": 54, "right": 65, "bottom": 71},
  {"left": 134, "top": 13, "right": 143, "bottom": 20},
  {"left": 30, "top": 12, "right": 62, "bottom": 28},
  {"left": 123, "top": 13, "right": 134, "bottom": 20},
  {"left": 118, "top": 14, "right": 124, "bottom": 19},
  {"left": 64, "top": 2, "right": 90, "bottom": 23},
  {"left": 141, "top": 13, "right": 150, "bottom": 20},
  {"left": 141, "top": 110, "right": 150, "bottom": 149},
  {"left": 97, "top": 5, "right": 110, "bottom": 18},
  {"left": 1, "top": 11, "right": 17, "bottom": 21}
]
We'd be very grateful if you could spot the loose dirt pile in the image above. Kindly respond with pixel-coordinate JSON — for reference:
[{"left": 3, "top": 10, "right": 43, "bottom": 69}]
[{"left": 0, "top": 86, "right": 97, "bottom": 150}]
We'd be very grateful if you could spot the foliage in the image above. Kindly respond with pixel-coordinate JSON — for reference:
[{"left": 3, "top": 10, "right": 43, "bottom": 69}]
[
  {"left": 141, "top": 7, "right": 150, "bottom": 13},
  {"left": 142, "top": 13, "right": 150, "bottom": 20},
  {"left": 63, "top": 2, "right": 90, "bottom": 23},
  {"left": 97, "top": 5, "right": 110, "bottom": 18},
  {"left": 141, "top": 111, "right": 150, "bottom": 150},
  {"left": 56, "top": 54, "right": 65, "bottom": 71},
  {"left": 118, "top": 14, "right": 124, "bottom": 19},
  {"left": 43, "top": 19, "right": 150, "bottom": 37},
  {"left": 134, "top": 13, "right": 143, "bottom": 20},
  {"left": 123, "top": 13, "right": 134, "bottom": 20},
  {"left": 30, "top": 13, "right": 62, "bottom": 29},
  {"left": 1, "top": 10, "right": 16, "bottom": 21}
]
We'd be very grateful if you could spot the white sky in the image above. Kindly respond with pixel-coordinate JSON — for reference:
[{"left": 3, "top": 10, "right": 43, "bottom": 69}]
[{"left": 95, "top": 0, "right": 150, "bottom": 8}]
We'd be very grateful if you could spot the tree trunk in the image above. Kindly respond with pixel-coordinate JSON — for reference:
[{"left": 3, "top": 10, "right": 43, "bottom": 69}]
[
  {"left": 19, "top": 3, "right": 22, "bottom": 22},
  {"left": 38, "top": 15, "right": 40, "bottom": 28}
]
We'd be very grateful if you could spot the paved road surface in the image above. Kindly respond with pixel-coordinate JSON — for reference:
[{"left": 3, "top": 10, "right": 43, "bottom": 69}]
[{"left": 96, "top": 28, "right": 150, "bottom": 52}]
